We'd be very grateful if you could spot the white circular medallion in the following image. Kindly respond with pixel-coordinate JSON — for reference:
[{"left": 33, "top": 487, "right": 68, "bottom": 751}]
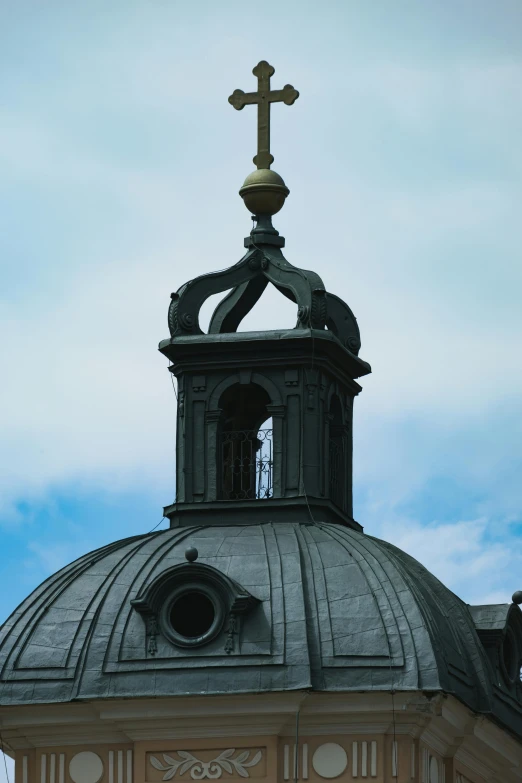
[
  {"left": 69, "top": 752, "right": 104, "bottom": 783},
  {"left": 312, "top": 743, "right": 348, "bottom": 779}
]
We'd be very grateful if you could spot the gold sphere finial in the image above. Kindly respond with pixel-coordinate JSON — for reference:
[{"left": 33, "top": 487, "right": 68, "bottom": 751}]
[{"left": 239, "top": 169, "right": 289, "bottom": 216}]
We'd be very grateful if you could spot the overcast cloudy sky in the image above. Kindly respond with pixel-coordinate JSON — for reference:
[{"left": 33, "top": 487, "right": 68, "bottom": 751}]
[{"left": 1, "top": 0, "right": 522, "bottom": 770}]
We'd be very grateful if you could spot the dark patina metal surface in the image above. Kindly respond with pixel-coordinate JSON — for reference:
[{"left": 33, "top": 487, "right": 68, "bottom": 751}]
[{"left": 1, "top": 521, "right": 521, "bottom": 736}]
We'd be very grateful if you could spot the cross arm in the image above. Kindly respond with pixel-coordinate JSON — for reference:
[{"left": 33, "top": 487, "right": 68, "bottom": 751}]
[
  {"left": 268, "top": 85, "right": 299, "bottom": 105},
  {"left": 228, "top": 90, "right": 258, "bottom": 111},
  {"left": 228, "top": 84, "right": 299, "bottom": 111}
]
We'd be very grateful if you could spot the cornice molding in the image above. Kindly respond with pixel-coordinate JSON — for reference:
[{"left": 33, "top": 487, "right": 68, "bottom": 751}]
[
  {"left": 454, "top": 746, "right": 498, "bottom": 781},
  {"left": 2, "top": 690, "right": 521, "bottom": 778},
  {"left": 473, "top": 715, "right": 522, "bottom": 766}
]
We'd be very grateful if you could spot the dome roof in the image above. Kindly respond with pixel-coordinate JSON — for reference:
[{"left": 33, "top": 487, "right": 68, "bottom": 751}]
[{"left": 0, "top": 522, "right": 494, "bottom": 712}]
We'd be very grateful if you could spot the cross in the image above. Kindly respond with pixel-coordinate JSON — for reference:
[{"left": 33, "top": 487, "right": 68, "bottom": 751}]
[{"left": 228, "top": 61, "right": 299, "bottom": 170}]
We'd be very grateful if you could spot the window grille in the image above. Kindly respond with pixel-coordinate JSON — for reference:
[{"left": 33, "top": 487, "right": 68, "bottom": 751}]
[{"left": 221, "top": 428, "right": 273, "bottom": 500}]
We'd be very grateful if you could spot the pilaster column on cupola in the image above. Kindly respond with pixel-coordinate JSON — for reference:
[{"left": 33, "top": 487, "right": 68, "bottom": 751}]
[{"left": 204, "top": 408, "right": 224, "bottom": 503}]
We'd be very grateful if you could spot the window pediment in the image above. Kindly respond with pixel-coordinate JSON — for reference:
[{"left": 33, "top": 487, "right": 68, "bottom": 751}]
[{"left": 131, "top": 552, "right": 260, "bottom": 654}]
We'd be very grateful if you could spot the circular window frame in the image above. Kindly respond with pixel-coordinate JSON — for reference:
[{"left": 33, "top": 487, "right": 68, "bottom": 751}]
[
  {"left": 500, "top": 627, "right": 520, "bottom": 685},
  {"left": 160, "top": 582, "right": 225, "bottom": 648}
]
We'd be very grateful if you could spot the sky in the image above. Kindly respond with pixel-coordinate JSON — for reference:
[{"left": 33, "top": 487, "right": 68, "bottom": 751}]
[{"left": 1, "top": 0, "right": 522, "bottom": 771}]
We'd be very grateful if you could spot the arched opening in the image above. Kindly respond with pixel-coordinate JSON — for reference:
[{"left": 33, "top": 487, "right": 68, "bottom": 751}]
[
  {"left": 238, "top": 282, "right": 299, "bottom": 332},
  {"left": 219, "top": 383, "right": 273, "bottom": 500},
  {"left": 329, "top": 395, "right": 345, "bottom": 510}
]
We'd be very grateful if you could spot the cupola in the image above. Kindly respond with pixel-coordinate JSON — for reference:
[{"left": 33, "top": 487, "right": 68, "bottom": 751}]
[{"left": 159, "top": 61, "right": 371, "bottom": 530}]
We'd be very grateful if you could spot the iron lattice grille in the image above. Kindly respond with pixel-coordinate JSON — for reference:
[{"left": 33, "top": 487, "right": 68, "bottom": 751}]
[
  {"left": 329, "top": 437, "right": 344, "bottom": 509},
  {"left": 221, "top": 428, "right": 273, "bottom": 500}
]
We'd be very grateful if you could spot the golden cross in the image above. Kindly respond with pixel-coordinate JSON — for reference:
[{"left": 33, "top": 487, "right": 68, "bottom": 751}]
[{"left": 228, "top": 61, "right": 299, "bottom": 170}]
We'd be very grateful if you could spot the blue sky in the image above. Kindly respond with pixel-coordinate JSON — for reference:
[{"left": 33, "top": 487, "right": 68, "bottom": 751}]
[{"left": 1, "top": 1, "right": 522, "bottom": 769}]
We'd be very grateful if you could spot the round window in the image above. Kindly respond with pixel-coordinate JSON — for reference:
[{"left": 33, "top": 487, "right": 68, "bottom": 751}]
[
  {"left": 161, "top": 583, "right": 225, "bottom": 648},
  {"left": 170, "top": 591, "right": 215, "bottom": 638}
]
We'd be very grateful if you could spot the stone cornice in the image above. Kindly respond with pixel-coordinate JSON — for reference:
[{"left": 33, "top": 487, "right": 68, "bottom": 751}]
[{"left": 1, "top": 691, "right": 520, "bottom": 780}]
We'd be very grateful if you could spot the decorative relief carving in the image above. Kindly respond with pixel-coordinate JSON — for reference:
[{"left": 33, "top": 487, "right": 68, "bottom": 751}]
[
  {"left": 193, "top": 376, "right": 206, "bottom": 393},
  {"left": 282, "top": 743, "right": 309, "bottom": 781},
  {"left": 306, "top": 384, "right": 317, "bottom": 410},
  {"left": 108, "top": 751, "right": 132, "bottom": 783},
  {"left": 147, "top": 615, "right": 159, "bottom": 656},
  {"left": 310, "top": 289, "right": 327, "bottom": 329},
  {"left": 284, "top": 370, "right": 298, "bottom": 387},
  {"left": 69, "top": 752, "right": 104, "bottom": 783},
  {"left": 312, "top": 744, "right": 347, "bottom": 779},
  {"left": 247, "top": 253, "right": 262, "bottom": 272},
  {"left": 297, "top": 305, "right": 310, "bottom": 327},
  {"left": 224, "top": 613, "right": 237, "bottom": 654},
  {"left": 132, "top": 562, "right": 260, "bottom": 653},
  {"left": 180, "top": 313, "right": 195, "bottom": 330},
  {"left": 149, "top": 750, "right": 262, "bottom": 780}
]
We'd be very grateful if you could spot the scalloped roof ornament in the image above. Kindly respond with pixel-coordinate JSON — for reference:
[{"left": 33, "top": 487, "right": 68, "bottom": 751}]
[{"left": 167, "top": 232, "right": 361, "bottom": 354}]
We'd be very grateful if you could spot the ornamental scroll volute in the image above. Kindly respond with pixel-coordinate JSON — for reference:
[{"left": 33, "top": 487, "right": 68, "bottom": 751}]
[{"left": 147, "top": 748, "right": 265, "bottom": 781}]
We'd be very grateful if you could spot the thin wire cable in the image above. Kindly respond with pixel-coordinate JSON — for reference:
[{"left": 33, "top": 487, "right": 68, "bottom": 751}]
[
  {"left": 0, "top": 729, "right": 11, "bottom": 783},
  {"left": 165, "top": 359, "right": 180, "bottom": 514},
  {"left": 302, "top": 321, "right": 318, "bottom": 525},
  {"left": 148, "top": 516, "right": 167, "bottom": 534},
  {"left": 302, "top": 485, "right": 318, "bottom": 526},
  {"left": 388, "top": 655, "right": 398, "bottom": 779},
  {"left": 391, "top": 689, "right": 398, "bottom": 778},
  {"left": 169, "top": 364, "right": 178, "bottom": 402}
]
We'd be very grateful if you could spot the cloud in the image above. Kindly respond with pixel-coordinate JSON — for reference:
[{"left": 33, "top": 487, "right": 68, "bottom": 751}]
[
  {"left": 367, "top": 511, "right": 522, "bottom": 605},
  {"left": 0, "top": 251, "right": 176, "bottom": 520},
  {"left": 25, "top": 539, "right": 87, "bottom": 576}
]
